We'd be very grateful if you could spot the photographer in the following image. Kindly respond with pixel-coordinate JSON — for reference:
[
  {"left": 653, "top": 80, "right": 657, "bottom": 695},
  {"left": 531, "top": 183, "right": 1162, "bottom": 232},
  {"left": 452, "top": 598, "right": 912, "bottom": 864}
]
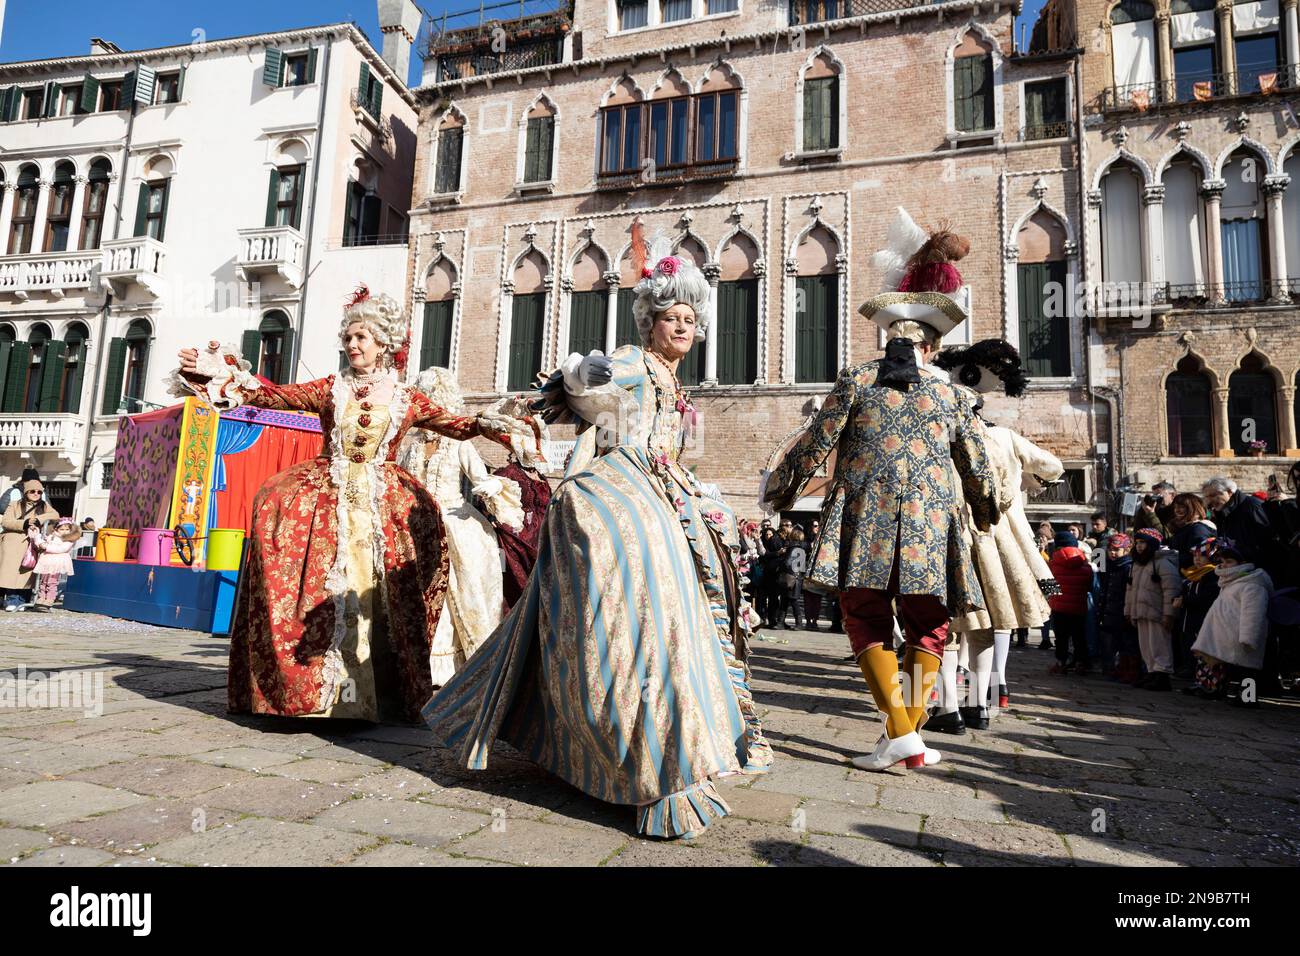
[{"left": 1134, "top": 490, "right": 1170, "bottom": 539}]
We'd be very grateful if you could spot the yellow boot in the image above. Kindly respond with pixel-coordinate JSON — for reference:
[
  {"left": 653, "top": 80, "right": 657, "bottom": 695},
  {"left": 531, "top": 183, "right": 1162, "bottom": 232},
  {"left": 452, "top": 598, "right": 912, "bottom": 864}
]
[{"left": 901, "top": 646, "right": 942, "bottom": 732}]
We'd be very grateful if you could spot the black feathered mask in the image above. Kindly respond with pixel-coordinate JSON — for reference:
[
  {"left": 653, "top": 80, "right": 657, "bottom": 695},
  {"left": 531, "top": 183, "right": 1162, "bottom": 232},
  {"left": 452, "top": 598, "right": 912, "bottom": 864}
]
[{"left": 931, "top": 339, "right": 1028, "bottom": 397}]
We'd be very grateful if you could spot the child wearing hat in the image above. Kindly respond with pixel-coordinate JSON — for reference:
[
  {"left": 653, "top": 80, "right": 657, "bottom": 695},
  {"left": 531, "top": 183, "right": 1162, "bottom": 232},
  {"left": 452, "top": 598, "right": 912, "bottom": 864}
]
[
  {"left": 1187, "top": 537, "right": 1272, "bottom": 704},
  {"left": 1047, "top": 530, "right": 1095, "bottom": 674},
  {"left": 1097, "top": 533, "right": 1140, "bottom": 681},
  {"left": 30, "top": 517, "right": 81, "bottom": 611},
  {"left": 1123, "top": 527, "right": 1181, "bottom": 690}
]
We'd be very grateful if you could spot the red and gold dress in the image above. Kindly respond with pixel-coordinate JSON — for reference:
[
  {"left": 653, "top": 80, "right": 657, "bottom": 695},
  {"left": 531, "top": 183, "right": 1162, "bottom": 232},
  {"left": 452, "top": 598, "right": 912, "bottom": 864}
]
[{"left": 170, "top": 358, "right": 532, "bottom": 722}]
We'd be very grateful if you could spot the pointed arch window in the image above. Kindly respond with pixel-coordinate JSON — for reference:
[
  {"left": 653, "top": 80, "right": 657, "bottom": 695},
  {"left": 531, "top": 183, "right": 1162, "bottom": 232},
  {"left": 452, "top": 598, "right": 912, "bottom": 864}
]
[
  {"left": 1220, "top": 150, "right": 1268, "bottom": 302},
  {"left": 422, "top": 259, "right": 458, "bottom": 371},
  {"left": 717, "top": 234, "right": 759, "bottom": 385},
  {"left": 568, "top": 247, "right": 610, "bottom": 357},
  {"left": 1166, "top": 355, "right": 1215, "bottom": 456},
  {"left": 794, "top": 226, "right": 839, "bottom": 384},
  {"left": 1228, "top": 353, "right": 1278, "bottom": 454},
  {"left": 508, "top": 251, "right": 548, "bottom": 391},
  {"left": 953, "top": 32, "right": 994, "bottom": 133},
  {"left": 1017, "top": 211, "right": 1071, "bottom": 378}
]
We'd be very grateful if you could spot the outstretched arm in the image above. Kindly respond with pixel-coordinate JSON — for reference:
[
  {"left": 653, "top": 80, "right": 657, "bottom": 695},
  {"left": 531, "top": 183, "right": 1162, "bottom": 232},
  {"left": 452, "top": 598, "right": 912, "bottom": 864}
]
[
  {"left": 409, "top": 392, "right": 544, "bottom": 468},
  {"left": 762, "top": 368, "right": 855, "bottom": 513}
]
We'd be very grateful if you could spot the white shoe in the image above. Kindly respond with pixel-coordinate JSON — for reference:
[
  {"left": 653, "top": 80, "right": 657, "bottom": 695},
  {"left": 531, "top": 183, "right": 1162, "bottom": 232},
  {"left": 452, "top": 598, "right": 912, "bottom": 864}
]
[
  {"left": 851, "top": 731, "right": 927, "bottom": 772},
  {"left": 922, "top": 745, "right": 941, "bottom": 766}
]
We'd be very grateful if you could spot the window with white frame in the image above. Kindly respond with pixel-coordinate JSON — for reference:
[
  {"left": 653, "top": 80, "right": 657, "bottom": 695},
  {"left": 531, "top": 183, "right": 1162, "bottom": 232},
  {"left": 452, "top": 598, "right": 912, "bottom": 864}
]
[
  {"left": 433, "top": 112, "right": 466, "bottom": 194},
  {"left": 952, "top": 32, "right": 995, "bottom": 133}
]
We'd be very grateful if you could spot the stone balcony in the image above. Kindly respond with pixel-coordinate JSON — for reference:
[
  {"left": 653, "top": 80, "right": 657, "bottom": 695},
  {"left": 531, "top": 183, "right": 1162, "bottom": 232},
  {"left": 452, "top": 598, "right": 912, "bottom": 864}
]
[
  {"left": 0, "top": 413, "right": 86, "bottom": 469},
  {"left": 0, "top": 250, "right": 103, "bottom": 300},
  {"left": 100, "top": 236, "right": 167, "bottom": 297},
  {"left": 236, "top": 225, "right": 306, "bottom": 288}
]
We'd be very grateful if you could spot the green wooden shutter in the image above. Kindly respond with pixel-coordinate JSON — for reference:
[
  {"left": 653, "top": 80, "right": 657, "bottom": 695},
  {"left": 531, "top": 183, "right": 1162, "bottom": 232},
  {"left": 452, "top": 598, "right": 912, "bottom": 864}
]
[
  {"left": 372, "top": 82, "right": 383, "bottom": 117},
  {"left": 3, "top": 343, "right": 31, "bottom": 413},
  {"left": 678, "top": 340, "right": 702, "bottom": 387},
  {"left": 156, "top": 181, "right": 170, "bottom": 241},
  {"left": 616, "top": 288, "right": 638, "bottom": 346},
  {"left": 524, "top": 118, "right": 541, "bottom": 182},
  {"left": 291, "top": 168, "right": 304, "bottom": 229},
  {"left": 305, "top": 48, "right": 318, "bottom": 84},
  {"left": 827, "top": 77, "right": 839, "bottom": 148},
  {"left": 0, "top": 86, "right": 18, "bottom": 122},
  {"left": 358, "top": 61, "right": 371, "bottom": 110},
  {"left": 100, "top": 338, "right": 127, "bottom": 415},
  {"left": 718, "top": 279, "right": 757, "bottom": 385},
  {"left": 435, "top": 128, "right": 462, "bottom": 193},
  {"left": 62, "top": 341, "right": 86, "bottom": 414},
  {"left": 420, "top": 300, "right": 454, "bottom": 370},
  {"left": 264, "top": 169, "right": 281, "bottom": 227},
  {"left": 537, "top": 117, "right": 553, "bottom": 180},
  {"left": 177, "top": 64, "right": 187, "bottom": 99},
  {"left": 0, "top": 342, "right": 11, "bottom": 404},
  {"left": 133, "top": 183, "right": 149, "bottom": 236},
  {"left": 1018, "top": 260, "right": 1069, "bottom": 378},
  {"left": 241, "top": 330, "right": 261, "bottom": 371},
  {"left": 263, "top": 48, "right": 284, "bottom": 87},
  {"left": 280, "top": 328, "right": 296, "bottom": 383},
  {"left": 79, "top": 76, "right": 99, "bottom": 113},
  {"left": 42, "top": 82, "right": 57, "bottom": 118},
  {"left": 1025, "top": 83, "right": 1044, "bottom": 133},
  {"left": 131, "top": 66, "right": 156, "bottom": 106},
  {"left": 804, "top": 78, "right": 835, "bottom": 151},
  {"left": 508, "top": 293, "right": 545, "bottom": 391},
  {"left": 796, "top": 274, "right": 837, "bottom": 383},
  {"left": 954, "top": 57, "right": 974, "bottom": 131},
  {"left": 38, "top": 341, "right": 66, "bottom": 413},
  {"left": 568, "top": 291, "right": 607, "bottom": 355}
]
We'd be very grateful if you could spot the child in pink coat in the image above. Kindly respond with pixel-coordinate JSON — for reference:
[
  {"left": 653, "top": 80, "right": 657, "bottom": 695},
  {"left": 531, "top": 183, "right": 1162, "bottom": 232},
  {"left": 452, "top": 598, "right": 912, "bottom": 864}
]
[{"left": 30, "top": 517, "right": 79, "bottom": 610}]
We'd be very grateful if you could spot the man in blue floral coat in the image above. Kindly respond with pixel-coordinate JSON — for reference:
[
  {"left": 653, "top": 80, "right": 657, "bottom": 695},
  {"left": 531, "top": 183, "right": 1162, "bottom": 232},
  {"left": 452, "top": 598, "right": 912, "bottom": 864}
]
[{"left": 762, "top": 211, "right": 998, "bottom": 772}]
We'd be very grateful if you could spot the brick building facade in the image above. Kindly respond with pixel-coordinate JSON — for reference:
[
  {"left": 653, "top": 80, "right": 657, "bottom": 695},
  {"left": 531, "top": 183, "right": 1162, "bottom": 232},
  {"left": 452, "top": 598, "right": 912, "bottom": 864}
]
[{"left": 406, "top": 0, "right": 1098, "bottom": 523}]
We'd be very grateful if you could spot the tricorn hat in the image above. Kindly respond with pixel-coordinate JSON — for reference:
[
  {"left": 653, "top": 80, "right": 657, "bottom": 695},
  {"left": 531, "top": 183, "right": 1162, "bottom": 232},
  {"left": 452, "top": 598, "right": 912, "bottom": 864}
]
[
  {"left": 859, "top": 207, "right": 971, "bottom": 336},
  {"left": 932, "top": 339, "right": 1029, "bottom": 397}
]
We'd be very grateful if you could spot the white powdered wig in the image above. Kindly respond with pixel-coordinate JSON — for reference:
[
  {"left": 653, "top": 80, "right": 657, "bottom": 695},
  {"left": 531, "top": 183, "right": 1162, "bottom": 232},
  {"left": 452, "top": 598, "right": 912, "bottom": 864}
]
[
  {"left": 339, "top": 291, "right": 407, "bottom": 358},
  {"left": 631, "top": 233, "right": 711, "bottom": 346},
  {"left": 410, "top": 366, "right": 466, "bottom": 414}
]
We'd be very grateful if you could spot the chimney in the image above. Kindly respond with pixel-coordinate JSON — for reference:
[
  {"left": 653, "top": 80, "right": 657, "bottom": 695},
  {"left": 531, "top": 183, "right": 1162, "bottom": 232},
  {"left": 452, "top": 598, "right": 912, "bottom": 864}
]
[
  {"left": 376, "top": 0, "right": 422, "bottom": 84},
  {"left": 89, "top": 37, "right": 123, "bottom": 56}
]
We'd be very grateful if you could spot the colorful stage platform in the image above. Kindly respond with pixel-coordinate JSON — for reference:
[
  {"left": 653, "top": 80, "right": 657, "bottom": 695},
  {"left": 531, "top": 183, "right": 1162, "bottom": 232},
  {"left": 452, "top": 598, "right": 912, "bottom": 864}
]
[{"left": 63, "top": 558, "right": 240, "bottom": 635}]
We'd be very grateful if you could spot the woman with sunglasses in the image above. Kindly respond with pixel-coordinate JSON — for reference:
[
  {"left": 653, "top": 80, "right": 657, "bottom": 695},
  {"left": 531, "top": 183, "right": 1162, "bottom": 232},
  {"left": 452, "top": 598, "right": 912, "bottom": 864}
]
[{"left": 0, "top": 477, "right": 59, "bottom": 611}]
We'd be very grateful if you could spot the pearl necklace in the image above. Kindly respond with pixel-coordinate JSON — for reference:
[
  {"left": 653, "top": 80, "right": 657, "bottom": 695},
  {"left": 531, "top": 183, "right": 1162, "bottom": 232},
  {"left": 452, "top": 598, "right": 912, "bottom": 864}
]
[{"left": 348, "top": 368, "right": 386, "bottom": 400}]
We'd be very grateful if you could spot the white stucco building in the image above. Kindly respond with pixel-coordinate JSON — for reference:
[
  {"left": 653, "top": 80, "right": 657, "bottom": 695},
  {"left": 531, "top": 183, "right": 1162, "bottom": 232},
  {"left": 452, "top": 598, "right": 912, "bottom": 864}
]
[{"left": 0, "top": 17, "right": 420, "bottom": 521}]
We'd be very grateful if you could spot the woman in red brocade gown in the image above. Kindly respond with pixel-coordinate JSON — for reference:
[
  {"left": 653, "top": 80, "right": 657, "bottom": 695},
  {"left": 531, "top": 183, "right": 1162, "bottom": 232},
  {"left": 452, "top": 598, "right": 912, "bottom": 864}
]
[
  {"left": 492, "top": 454, "right": 552, "bottom": 611},
  {"left": 170, "top": 288, "right": 540, "bottom": 722}
]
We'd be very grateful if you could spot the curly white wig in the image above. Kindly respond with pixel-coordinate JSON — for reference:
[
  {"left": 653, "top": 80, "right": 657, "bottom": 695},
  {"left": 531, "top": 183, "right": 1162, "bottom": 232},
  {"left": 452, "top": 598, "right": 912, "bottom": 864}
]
[
  {"left": 339, "top": 289, "right": 407, "bottom": 362},
  {"left": 630, "top": 234, "right": 711, "bottom": 347},
  {"left": 410, "top": 366, "right": 465, "bottom": 414}
]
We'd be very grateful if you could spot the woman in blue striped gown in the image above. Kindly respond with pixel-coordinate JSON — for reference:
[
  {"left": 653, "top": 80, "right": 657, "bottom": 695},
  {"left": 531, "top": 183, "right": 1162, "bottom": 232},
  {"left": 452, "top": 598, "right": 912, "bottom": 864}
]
[{"left": 423, "top": 249, "right": 772, "bottom": 838}]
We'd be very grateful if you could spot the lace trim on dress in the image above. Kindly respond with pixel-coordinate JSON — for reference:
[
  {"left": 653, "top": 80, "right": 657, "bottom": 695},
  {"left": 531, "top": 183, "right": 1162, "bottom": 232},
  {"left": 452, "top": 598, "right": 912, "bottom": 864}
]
[{"left": 164, "top": 343, "right": 261, "bottom": 409}]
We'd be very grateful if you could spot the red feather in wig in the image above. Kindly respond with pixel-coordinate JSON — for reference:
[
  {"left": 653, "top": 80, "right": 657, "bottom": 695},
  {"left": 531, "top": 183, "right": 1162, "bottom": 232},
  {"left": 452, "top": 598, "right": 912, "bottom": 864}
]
[
  {"left": 630, "top": 220, "right": 649, "bottom": 279},
  {"left": 347, "top": 284, "right": 371, "bottom": 307},
  {"left": 898, "top": 228, "right": 969, "bottom": 293}
]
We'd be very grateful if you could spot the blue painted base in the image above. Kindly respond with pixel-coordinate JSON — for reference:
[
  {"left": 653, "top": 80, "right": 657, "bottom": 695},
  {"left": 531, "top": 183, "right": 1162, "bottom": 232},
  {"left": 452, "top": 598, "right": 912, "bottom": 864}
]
[{"left": 63, "top": 558, "right": 240, "bottom": 635}]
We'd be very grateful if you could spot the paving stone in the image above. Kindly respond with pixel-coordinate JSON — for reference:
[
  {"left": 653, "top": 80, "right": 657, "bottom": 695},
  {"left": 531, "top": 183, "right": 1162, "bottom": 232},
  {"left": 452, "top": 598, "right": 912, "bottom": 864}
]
[
  {"left": 451, "top": 818, "right": 629, "bottom": 866},
  {"left": 798, "top": 799, "right": 923, "bottom": 847},
  {"left": 348, "top": 766, "right": 442, "bottom": 800},
  {"left": 67, "top": 758, "right": 256, "bottom": 798},
  {"left": 53, "top": 799, "right": 242, "bottom": 851},
  {"left": 921, "top": 816, "right": 1069, "bottom": 863},
  {"left": 299, "top": 740, "right": 427, "bottom": 767},
  {"left": 878, "top": 785, "right": 1008, "bottom": 824},
  {"left": 0, "top": 826, "right": 52, "bottom": 861},
  {"left": 199, "top": 777, "right": 354, "bottom": 822},
  {"left": 796, "top": 833, "right": 941, "bottom": 867},
  {"left": 191, "top": 747, "right": 301, "bottom": 771},
  {"left": 719, "top": 785, "right": 805, "bottom": 825},
  {"left": 603, "top": 838, "right": 762, "bottom": 868},
  {"left": 751, "top": 757, "right": 864, "bottom": 802},
  {"left": 0, "top": 780, "right": 145, "bottom": 827},
  {"left": 346, "top": 843, "right": 512, "bottom": 866},
  {"left": 150, "top": 817, "right": 373, "bottom": 867},
  {"left": 1065, "top": 835, "right": 1237, "bottom": 867},
  {"left": 10, "top": 846, "right": 117, "bottom": 867},
  {"left": 1072, "top": 780, "right": 1196, "bottom": 805},
  {"left": 260, "top": 758, "right": 373, "bottom": 785},
  {"left": 308, "top": 799, "right": 491, "bottom": 848},
  {"left": 0, "top": 741, "right": 136, "bottom": 776},
  {"left": 685, "top": 816, "right": 807, "bottom": 866}
]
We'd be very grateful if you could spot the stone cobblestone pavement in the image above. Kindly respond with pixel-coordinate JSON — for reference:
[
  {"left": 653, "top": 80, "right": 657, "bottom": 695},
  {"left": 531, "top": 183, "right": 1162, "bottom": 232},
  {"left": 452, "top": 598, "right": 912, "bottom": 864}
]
[{"left": 1, "top": 610, "right": 1298, "bottom": 867}]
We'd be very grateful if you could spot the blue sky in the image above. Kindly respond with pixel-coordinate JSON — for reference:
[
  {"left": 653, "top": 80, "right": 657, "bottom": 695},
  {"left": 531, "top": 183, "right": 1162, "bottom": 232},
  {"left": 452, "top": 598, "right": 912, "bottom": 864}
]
[{"left": 1, "top": 0, "right": 1052, "bottom": 86}]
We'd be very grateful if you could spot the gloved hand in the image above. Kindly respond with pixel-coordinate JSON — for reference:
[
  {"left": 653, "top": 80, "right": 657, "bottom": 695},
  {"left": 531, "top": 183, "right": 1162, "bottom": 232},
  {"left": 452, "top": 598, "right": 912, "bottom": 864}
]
[{"left": 578, "top": 351, "right": 613, "bottom": 388}]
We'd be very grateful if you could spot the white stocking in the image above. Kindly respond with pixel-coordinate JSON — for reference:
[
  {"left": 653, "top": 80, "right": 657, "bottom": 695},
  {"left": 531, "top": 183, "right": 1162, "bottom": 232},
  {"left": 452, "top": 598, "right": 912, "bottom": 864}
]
[
  {"left": 965, "top": 628, "right": 995, "bottom": 711},
  {"left": 992, "top": 629, "right": 1011, "bottom": 692},
  {"left": 936, "top": 647, "right": 960, "bottom": 715}
]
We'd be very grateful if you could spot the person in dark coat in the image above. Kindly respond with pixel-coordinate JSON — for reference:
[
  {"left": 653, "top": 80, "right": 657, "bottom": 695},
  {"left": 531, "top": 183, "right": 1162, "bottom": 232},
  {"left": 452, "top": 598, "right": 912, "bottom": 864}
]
[
  {"left": 1201, "top": 478, "right": 1279, "bottom": 582},
  {"left": 1175, "top": 537, "right": 1221, "bottom": 687},
  {"left": 1097, "top": 534, "right": 1140, "bottom": 681},
  {"left": 1167, "top": 492, "right": 1217, "bottom": 570},
  {"left": 1047, "top": 530, "right": 1095, "bottom": 674}
]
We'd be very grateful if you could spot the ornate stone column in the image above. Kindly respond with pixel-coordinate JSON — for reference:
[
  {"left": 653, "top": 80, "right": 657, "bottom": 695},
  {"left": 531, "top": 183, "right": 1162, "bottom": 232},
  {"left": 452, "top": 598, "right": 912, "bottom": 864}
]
[
  {"left": 66, "top": 175, "right": 88, "bottom": 252},
  {"left": 1263, "top": 175, "right": 1291, "bottom": 301},
  {"left": 1285, "top": 0, "right": 1300, "bottom": 72},
  {"left": 1155, "top": 10, "right": 1175, "bottom": 103},
  {"left": 602, "top": 270, "right": 621, "bottom": 356},
  {"left": 702, "top": 261, "right": 721, "bottom": 385},
  {"left": 1201, "top": 179, "right": 1226, "bottom": 303},
  {"left": 1216, "top": 0, "right": 1238, "bottom": 95},
  {"left": 1213, "top": 385, "right": 1234, "bottom": 457},
  {"left": 1279, "top": 383, "right": 1300, "bottom": 457},
  {"left": 1143, "top": 184, "right": 1167, "bottom": 289},
  {"left": 30, "top": 180, "right": 52, "bottom": 254}
]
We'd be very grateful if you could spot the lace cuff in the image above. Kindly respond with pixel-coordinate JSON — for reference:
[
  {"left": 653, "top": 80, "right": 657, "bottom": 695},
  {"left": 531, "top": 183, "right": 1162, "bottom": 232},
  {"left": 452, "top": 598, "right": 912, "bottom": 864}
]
[
  {"left": 473, "top": 475, "right": 524, "bottom": 532},
  {"left": 475, "top": 403, "right": 546, "bottom": 469},
  {"left": 165, "top": 343, "right": 260, "bottom": 410}
]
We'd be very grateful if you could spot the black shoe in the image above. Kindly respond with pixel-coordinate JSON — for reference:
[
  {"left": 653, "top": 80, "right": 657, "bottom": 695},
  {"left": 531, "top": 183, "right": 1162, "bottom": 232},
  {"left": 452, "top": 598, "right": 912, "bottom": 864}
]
[
  {"left": 959, "top": 705, "right": 990, "bottom": 730},
  {"left": 1140, "top": 673, "right": 1172, "bottom": 691},
  {"left": 1039, "top": 641, "right": 1053, "bottom": 650},
  {"left": 925, "top": 709, "right": 966, "bottom": 735}
]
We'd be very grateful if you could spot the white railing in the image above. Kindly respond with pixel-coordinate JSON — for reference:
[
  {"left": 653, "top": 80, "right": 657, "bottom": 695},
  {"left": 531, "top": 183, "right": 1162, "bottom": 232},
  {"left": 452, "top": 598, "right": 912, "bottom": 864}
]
[
  {"left": 0, "top": 414, "right": 86, "bottom": 462},
  {"left": 236, "top": 225, "right": 305, "bottom": 287},
  {"left": 101, "top": 236, "right": 166, "bottom": 278},
  {"left": 0, "top": 250, "right": 103, "bottom": 297}
]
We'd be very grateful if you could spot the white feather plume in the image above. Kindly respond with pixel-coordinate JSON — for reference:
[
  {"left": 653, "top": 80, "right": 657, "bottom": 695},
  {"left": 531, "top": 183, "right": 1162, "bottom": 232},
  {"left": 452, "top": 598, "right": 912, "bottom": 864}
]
[
  {"left": 644, "top": 231, "right": 675, "bottom": 268},
  {"left": 871, "top": 206, "right": 928, "bottom": 292}
]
